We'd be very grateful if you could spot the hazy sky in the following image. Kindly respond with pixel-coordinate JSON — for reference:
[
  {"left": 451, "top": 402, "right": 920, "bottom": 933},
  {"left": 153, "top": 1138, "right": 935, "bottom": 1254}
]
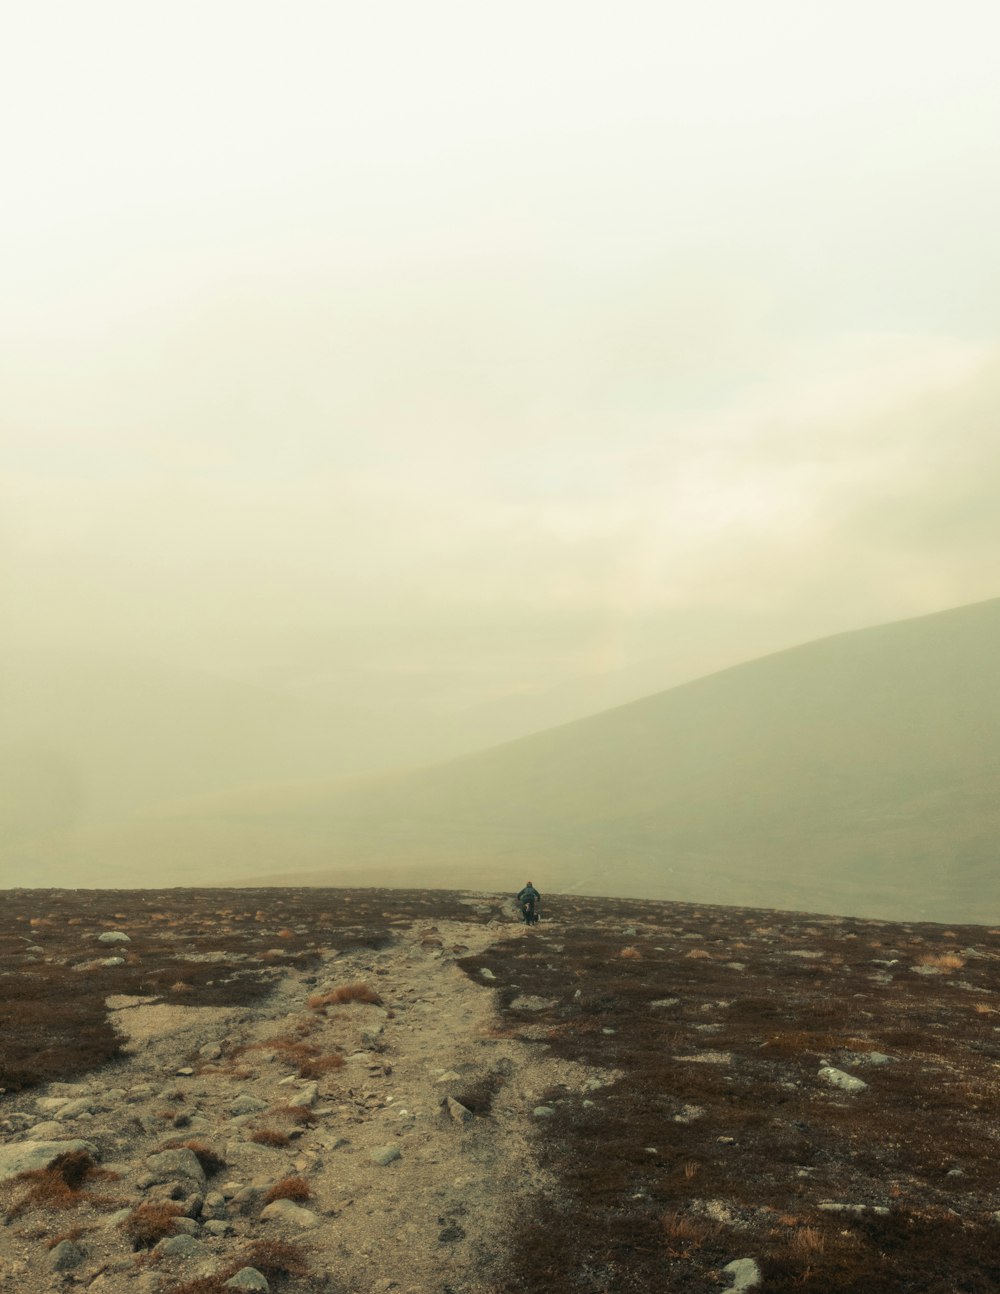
[{"left": 4, "top": 0, "right": 1000, "bottom": 720}]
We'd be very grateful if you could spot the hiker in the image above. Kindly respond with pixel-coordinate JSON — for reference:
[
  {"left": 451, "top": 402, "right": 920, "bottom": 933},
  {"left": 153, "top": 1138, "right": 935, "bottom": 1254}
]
[{"left": 517, "top": 881, "right": 540, "bottom": 925}]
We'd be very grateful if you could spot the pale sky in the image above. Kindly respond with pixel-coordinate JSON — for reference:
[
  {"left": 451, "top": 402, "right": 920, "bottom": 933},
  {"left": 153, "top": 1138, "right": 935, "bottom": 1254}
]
[{"left": 3, "top": 0, "right": 1000, "bottom": 728}]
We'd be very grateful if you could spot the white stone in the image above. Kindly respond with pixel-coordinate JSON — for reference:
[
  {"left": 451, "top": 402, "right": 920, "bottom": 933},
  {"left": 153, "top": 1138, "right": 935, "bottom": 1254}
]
[
  {"left": 818, "top": 1066, "right": 868, "bottom": 1094},
  {"left": 722, "top": 1257, "right": 762, "bottom": 1291}
]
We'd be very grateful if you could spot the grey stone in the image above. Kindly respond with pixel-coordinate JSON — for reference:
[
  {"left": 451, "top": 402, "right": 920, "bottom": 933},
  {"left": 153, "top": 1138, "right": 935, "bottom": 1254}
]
[
  {"left": 260, "top": 1199, "right": 319, "bottom": 1229},
  {"left": 56, "top": 1097, "right": 96, "bottom": 1120},
  {"left": 35, "top": 1097, "right": 70, "bottom": 1114},
  {"left": 101, "top": 956, "right": 126, "bottom": 967},
  {"left": 446, "top": 1097, "right": 473, "bottom": 1124},
  {"left": 650, "top": 998, "right": 679, "bottom": 1008},
  {"left": 478, "top": 968, "right": 496, "bottom": 980},
  {"left": 230, "top": 1094, "right": 269, "bottom": 1117},
  {"left": 48, "top": 1240, "right": 85, "bottom": 1271},
  {"left": 155, "top": 1233, "right": 207, "bottom": 1257},
  {"left": 0, "top": 1139, "right": 99, "bottom": 1183},
  {"left": 201, "top": 1191, "right": 228, "bottom": 1221},
  {"left": 225, "top": 1269, "right": 270, "bottom": 1291},
  {"left": 145, "top": 1148, "right": 207, "bottom": 1187},
  {"left": 285, "top": 1082, "right": 318, "bottom": 1109},
  {"left": 204, "top": 1219, "right": 232, "bottom": 1236},
  {"left": 98, "top": 931, "right": 131, "bottom": 944},
  {"left": 818, "top": 1201, "right": 889, "bottom": 1217},
  {"left": 818, "top": 1066, "right": 868, "bottom": 1095},
  {"left": 532, "top": 1106, "right": 556, "bottom": 1118},
  {"left": 509, "top": 995, "right": 556, "bottom": 1011},
  {"left": 722, "top": 1257, "right": 762, "bottom": 1291},
  {"left": 29, "top": 1121, "right": 68, "bottom": 1139},
  {"left": 370, "top": 1144, "right": 401, "bottom": 1166}
]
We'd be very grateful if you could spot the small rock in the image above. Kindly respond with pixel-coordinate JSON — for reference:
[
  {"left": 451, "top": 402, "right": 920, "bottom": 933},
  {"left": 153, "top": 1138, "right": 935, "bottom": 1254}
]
[
  {"left": 722, "top": 1257, "right": 762, "bottom": 1291},
  {"left": 201, "top": 1191, "right": 228, "bottom": 1221},
  {"left": 100, "top": 957, "right": 126, "bottom": 967},
  {"left": 48, "top": 1240, "right": 85, "bottom": 1272},
  {"left": 818, "top": 1066, "right": 868, "bottom": 1095},
  {"left": 204, "top": 1219, "right": 232, "bottom": 1236},
  {"left": 35, "top": 1097, "right": 70, "bottom": 1114},
  {"left": 479, "top": 968, "right": 496, "bottom": 980},
  {"left": 98, "top": 931, "right": 131, "bottom": 944},
  {"left": 285, "top": 1082, "right": 318, "bottom": 1109},
  {"left": 446, "top": 1097, "right": 473, "bottom": 1124},
  {"left": 650, "top": 998, "right": 679, "bottom": 1008},
  {"left": 260, "top": 1199, "right": 319, "bottom": 1229},
  {"left": 145, "top": 1148, "right": 207, "bottom": 1187},
  {"left": 29, "top": 1121, "right": 67, "bottom": 1139},
  {"left": 370, "top": 1145, "right": 402, "bottom": 1166},
  {"left": 56, "top": 1097, "right": 96, "bottom": 1120},
  {"left": 230, "top": 1094, "right": 269, "bottom": 1117},
  {"left": 532, "top": 1106, "right": 556, "bottom": 1118},
  {"left": 509, "top": 995, "right": 556, "bottom": 1011},
  {"left": 154, "top": 1234, "right": 207, "bottom": 1258},
  {"left": 225, "top": 1269, "right": 270, "bottom": 1291},
  {"left": 436, "top": 1071, "right": 462, "bottom": 1083},
  {"left": 175, "top": 1067, "right": 195, "bottom": 1077}
]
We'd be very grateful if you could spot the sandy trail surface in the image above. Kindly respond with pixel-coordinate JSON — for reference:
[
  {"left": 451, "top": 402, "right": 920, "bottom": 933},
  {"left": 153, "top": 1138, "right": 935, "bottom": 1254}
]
[{"left": 1, "top": 914, "right": 612, "bottom": 1294}]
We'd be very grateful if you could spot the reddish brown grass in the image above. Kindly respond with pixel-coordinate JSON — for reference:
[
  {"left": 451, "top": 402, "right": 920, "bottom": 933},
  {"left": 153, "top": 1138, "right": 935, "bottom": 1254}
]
[
  {"left": 297, "top": 1053, "right": 344, "bottom": 1079},
  {"left": 262, "top": 1176, "right": 311, "bottom": 1205},
  {"left": 250, "top": 1129, "right": 290, "bottom": 1147},
  {"left": 119, "top": 1201, "right": 184, "bottom": 1249},
  {"left": 307, "top": 981, "right": 383, "bottom": 1009}
]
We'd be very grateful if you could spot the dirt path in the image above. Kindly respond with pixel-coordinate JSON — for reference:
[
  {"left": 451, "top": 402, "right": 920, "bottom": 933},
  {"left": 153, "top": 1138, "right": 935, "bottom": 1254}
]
[{"left": 2, "top": 916, "right": 614, "bottom": 1293}]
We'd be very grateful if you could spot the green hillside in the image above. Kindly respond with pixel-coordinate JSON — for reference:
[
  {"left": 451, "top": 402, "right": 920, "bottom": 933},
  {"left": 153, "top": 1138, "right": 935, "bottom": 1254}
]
[{"left": 11, "top": 598, "right": 1000, "bottom": 922}]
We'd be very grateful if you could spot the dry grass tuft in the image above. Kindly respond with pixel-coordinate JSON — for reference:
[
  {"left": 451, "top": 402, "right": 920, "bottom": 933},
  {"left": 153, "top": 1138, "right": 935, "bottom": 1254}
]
[
  {"left": 684, "top": 948, "right": 711, "bottom": 960},
  {"left": 297, "top": 1053, "right": 344, "bottom": 1079},
  {"left": 307, "top": 981, "right": 383, "bottom": 1010},
  {"left": 789, "top": 1225, "right": 826, "bottom": 1255},
  {"left": 163, "top": 1239, "right": 310, "bottom": 1294},
  {"left": 119, "top": 1201, "right": 184, "bottom": 1249},
  {"left": 250, "top": 1128, "right": 290, "bottom": 1147},
  {"left": 262, "top": 1176, "right": 311, "bottom": 1205},
  {"left": 917, "top": 952, "right": 966, "bottom": 972},
  {"left": 9, "top": 1151, "right": 111, "bottom": 1217},
  {"left": 619, "top": 946, "right": 643, "bottom": 959}
]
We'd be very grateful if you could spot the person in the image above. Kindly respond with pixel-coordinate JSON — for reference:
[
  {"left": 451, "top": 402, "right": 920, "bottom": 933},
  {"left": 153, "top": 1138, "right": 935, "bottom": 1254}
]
[{"left": 517, "top": 881, "right": 540, "bottom": 925}]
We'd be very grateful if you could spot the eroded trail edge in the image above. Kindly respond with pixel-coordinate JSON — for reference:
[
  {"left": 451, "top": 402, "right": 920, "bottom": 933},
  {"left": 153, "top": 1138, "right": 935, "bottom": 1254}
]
[{"left": 1, "top": 914, "right": 615, "bottom": 1294}]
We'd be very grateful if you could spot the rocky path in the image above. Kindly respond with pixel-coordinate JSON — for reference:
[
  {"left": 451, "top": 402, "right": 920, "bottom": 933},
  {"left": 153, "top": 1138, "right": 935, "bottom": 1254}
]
[{"left": 0, "top": 916, "right": 611, "bottom": 1294}]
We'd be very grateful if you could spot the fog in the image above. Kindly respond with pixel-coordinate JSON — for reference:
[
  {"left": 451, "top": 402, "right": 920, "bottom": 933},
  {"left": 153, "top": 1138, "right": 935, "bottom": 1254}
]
[{"left": 3, "top": 2, "right": 1000, "bottom": 867}]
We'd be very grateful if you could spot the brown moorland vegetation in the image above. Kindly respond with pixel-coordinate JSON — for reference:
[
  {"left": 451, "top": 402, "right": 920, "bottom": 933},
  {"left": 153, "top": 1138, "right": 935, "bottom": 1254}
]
[
  {"left": 3, "top": 886, "right": 1000, "bottom": 1292},
  {"left": 458, "top": 895, "right": 1000, "bottom": 1294},
  {"left": 0, "top": 886, "right": 493, "bottom": 1091}
]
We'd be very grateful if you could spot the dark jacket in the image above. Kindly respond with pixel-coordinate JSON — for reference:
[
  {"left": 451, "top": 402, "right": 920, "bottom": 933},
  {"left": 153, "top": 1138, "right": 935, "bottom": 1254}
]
[{"left": 517, "top": 885, "right": 540, "bottom": 904}]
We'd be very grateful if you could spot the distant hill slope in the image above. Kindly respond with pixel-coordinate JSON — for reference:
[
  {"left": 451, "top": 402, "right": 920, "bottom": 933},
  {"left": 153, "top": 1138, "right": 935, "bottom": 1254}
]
[{"left": 12, "top": 598, "right": 1000, "bottom": 922}]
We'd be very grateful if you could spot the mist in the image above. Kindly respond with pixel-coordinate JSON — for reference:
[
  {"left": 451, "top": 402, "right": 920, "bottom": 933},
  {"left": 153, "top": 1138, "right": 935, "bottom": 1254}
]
[{"left": 3, "top": 2, "right": 1000, "bottom": 888}]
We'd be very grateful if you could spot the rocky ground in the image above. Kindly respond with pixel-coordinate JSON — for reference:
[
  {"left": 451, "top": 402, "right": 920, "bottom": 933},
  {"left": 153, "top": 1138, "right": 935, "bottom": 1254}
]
[
  {"left": 5, "top": 888, "right": 1000, "bottom": 1294},
  {"left": 0, "top": 907, "right": 611, "bottom": 1294}
]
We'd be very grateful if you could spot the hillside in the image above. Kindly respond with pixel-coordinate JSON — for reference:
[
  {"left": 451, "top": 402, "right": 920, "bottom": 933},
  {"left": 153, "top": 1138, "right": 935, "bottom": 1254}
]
[{"left": 11, "top": 598, "right": 1000, "bottom": 922}]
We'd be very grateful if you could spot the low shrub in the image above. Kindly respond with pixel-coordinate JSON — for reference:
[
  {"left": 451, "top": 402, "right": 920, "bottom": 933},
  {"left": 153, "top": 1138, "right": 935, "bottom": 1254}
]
[{"left": 262, "top": 1176, "right": 311, "bottom": 1205}]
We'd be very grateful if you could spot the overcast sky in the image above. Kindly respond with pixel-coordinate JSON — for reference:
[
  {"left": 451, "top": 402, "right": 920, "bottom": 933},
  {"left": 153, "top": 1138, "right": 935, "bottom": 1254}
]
[{"left": 3, "top": 0, "right": 1000, "bottom": 721}]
